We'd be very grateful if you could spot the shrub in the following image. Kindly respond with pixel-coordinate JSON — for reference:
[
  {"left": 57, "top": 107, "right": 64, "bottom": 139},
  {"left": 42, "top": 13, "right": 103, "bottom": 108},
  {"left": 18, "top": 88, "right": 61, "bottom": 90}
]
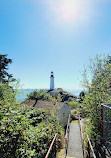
[
  {"left": 68, "top": 101, "right": 80, "bottom": 109},
  {"left": 82, "top": 54, "right": 111, "bottom": 156},
  {"left": 0, "top": 84, "right": 64, "bottom": 158},
  {"left": 71, "top": 109, "right": 77, "bottom": 115}
]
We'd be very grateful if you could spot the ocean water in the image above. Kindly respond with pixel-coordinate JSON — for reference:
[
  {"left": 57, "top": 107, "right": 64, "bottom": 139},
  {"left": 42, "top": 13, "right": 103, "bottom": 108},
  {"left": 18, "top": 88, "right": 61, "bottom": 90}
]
[
  {"left": 16, "top": 89, "right": 37, "bottom": 103},
  {"left": 16, "top": 89, "right": 80, "bottom": 103}
]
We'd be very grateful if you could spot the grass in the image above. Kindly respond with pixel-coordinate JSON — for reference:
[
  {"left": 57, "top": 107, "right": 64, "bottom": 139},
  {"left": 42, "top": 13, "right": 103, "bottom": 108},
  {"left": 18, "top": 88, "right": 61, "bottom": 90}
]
[
  {"left": 71, "top": 120, "right": 78, "bottom": 124},
  {"left": 56, "top": 148, "right": 65, "bottom": 158}
]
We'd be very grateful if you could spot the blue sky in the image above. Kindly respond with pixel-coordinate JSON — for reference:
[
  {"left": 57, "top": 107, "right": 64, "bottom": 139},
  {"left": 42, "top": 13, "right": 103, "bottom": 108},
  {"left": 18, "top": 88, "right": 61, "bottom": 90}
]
[{"left": 0, "top": 0, "right": 111, "bottom": 95}]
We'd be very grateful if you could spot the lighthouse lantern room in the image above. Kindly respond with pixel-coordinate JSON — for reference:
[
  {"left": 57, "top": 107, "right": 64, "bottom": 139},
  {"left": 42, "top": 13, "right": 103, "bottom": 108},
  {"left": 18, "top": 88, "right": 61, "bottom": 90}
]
[{"left": 50, "top": 71, "right": 54, "bottom": 90}]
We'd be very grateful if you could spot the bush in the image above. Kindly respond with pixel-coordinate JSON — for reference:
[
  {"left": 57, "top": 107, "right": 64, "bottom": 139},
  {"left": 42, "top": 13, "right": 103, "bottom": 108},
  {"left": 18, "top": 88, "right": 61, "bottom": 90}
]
[
  {"left": 68, "top": 97, "right": 75, "bottom": 102},
  {"left": 68, "top": 101, "right": 80, "bottom": 109},
  {"left": 71, "top": 109, "right": 77, "bottom": 115},
  {"left": 0, "top": 84, "right": 64, "bottom": 158},
  {"left": 82, "top": 54, "right": 111, "bottom": 156}
]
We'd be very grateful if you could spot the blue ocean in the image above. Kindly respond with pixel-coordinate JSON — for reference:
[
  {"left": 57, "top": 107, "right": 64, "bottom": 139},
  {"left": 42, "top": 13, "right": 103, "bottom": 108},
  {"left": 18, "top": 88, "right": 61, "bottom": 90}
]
[{"left": 16, "top": 89, "right": 37, "bottom": 103}]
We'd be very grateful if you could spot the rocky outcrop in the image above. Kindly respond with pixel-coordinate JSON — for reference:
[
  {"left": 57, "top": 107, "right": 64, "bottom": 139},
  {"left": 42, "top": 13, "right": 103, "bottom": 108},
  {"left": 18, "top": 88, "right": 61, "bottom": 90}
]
[{"left": 47, "top": 89, "right": 76, "bottom": 101}]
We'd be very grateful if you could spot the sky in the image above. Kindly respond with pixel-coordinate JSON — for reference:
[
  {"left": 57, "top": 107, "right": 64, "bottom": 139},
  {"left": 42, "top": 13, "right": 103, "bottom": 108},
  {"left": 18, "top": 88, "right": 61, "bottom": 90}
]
[{"left": 0, "top": 0, "right": 111, "bottom": 95}]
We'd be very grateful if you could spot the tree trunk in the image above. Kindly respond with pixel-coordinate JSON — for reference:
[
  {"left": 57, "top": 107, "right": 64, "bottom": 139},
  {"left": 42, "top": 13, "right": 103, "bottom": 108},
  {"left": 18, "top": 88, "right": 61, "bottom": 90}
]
[{"left": 33, "top": 99, "right": 38, "bottom": 107}]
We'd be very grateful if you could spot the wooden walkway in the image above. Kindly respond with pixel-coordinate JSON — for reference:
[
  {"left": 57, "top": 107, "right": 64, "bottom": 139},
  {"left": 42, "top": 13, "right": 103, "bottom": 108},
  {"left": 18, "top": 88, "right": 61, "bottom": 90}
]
[{"left": 67, "top": 123, "right": 83, "bottom": 158}]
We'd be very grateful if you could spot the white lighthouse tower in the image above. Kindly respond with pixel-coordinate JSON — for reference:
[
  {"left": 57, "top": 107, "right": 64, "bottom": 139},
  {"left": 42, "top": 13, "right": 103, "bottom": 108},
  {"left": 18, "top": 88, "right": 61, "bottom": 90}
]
[{"left": 50, "top": 71, "right": 54, "bottom": 90}]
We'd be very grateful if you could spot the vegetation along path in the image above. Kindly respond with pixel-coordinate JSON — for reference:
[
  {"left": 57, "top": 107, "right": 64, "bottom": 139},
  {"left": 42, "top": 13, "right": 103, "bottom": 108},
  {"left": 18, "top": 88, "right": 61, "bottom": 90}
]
[{"left": 67, "top": 122, "right": 83, "bottom": 158}]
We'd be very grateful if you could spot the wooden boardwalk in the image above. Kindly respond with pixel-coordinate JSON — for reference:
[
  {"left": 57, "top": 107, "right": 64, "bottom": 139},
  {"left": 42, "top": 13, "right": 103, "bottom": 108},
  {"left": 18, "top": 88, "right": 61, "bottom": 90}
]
[{"left": 67, "top": 123, "right": 83, "bottom": 158}]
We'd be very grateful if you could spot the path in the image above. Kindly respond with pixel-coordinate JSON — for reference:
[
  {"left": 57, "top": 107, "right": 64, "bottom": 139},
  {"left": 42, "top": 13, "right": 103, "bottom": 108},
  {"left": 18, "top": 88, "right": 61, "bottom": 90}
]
[{"left": 67, "top": 122, "right": 83, "bottom": 158}]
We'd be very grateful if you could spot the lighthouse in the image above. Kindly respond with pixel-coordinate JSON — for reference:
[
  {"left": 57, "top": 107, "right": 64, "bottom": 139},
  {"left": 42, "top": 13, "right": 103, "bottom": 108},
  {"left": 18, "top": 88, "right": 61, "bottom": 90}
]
[{"left": 50, "top": 71, "right": 54, "bottom": 90}]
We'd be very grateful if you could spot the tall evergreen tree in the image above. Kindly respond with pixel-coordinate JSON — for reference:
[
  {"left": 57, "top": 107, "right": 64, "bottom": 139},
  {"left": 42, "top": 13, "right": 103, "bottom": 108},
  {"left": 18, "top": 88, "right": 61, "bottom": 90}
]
[{"left": 0, "top": 54, "right": 15, "bottom": 83}]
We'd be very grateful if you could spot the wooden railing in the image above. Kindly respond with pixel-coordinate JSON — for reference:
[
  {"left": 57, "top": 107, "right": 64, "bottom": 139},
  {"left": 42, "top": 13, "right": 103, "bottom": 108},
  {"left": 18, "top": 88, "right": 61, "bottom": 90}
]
[
  {"left": 78, "top": 116, "right": 96, "bottom": 158},
  {"left": 45, "top": 114, "right": 71, "bottom": 158}
]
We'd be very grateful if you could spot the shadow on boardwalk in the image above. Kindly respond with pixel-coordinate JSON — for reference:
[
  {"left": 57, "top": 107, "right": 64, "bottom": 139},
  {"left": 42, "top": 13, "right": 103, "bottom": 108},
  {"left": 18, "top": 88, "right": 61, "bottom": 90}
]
[{"left": 67, "top": 123, "right": 83, "bottom": 158}]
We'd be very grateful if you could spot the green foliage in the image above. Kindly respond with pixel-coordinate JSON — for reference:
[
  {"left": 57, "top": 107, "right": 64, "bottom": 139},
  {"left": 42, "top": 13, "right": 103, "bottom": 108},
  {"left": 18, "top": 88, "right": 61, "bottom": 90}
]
[
  {"left": 57, "top": 88, "right": 77, "bottom": 100},
  {"left": 27, "top": 89, "right": 64, "bottom": 107},
  {"left": 57, "top": 88, "right": 63, "bottom": 91},
  {"left": 56, "top": 94, "right": 63, "bottom": 102},
  {"left": 28, "top": 89, "right": 53, "bottom": 101},
  {"left": 0, "top": 84, "right": 64, "bottom": 158},
  {"left": 27, "top": 89, "right": 54, "bottom": 107},
  {"left": 0, "top": 54, "right": 15, "bottom": 83},
  {"left": 0, "top": 83, "right": 17, "bottom": 105},
  {"left": 67, "top": 97, "right": 75, "bottom": 102},
  {"left": 79, "top": 105, "right": 87, "bottom": 118},
  {"left": 68, "top": 101, "right": 80, "bottom": 109},
  {"left": 71, "top": 109, "right": 77, "bottom": 115},
  {"left": 82, "top": 54, "right": 111, "bottom": 155},
  {"left": 79, "top": 91, "right": 85, "bottom": 102}
]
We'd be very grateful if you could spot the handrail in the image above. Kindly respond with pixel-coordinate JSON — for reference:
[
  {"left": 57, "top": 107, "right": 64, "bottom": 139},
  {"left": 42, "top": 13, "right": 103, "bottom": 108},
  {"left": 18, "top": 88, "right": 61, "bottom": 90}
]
[
  {"left": 101, "top": 104, "right": 111, "bottom": 110},
  {"left": 78, "top": 116, "right": 96, "bottom": 158},
  {"left": 87, "top": 135, "right": 96, "bottom": 158},
  {"left": 45, "top": 133, "right": 58, "bottom": 158},
  {"left": 45, "top": 114, "right": 71, "bottom": 158}
]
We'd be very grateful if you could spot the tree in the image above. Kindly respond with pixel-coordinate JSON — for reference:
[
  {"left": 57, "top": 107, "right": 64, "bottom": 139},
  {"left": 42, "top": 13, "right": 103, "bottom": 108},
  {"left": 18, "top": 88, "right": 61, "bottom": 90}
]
[
  {"left": 27, "top": 90, "right": 50, "bottom": 107},
  {"left": 0, "top": 54, "right": 15, "bottom": 83},
  {"left": 82, "top": 54, "right": 111, "bottom": 156},
  {"left": 79, "top": 91, "right": 85, "bottom": 102},
  {"left": 28, "top": 90, "right": 41, "bottom": 107}
]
